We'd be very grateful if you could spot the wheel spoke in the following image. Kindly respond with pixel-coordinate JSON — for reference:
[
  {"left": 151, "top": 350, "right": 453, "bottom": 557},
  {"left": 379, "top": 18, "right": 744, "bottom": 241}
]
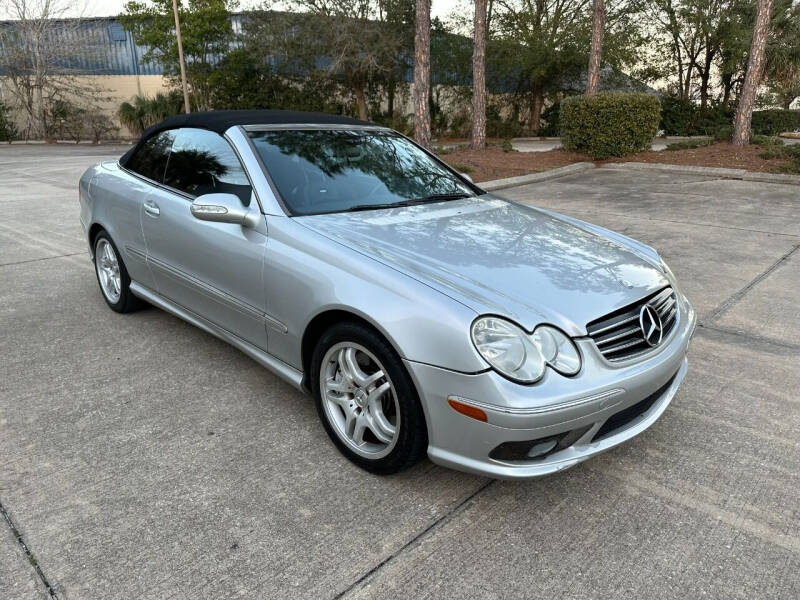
[
  {"left": 325, "top": 376, "right": 350, "bottom": 394},
  {"left": 325, "top": 389, "right": 350, "bottom": 409},
  {"left": 336, "top": 348, "right": 353, "bottom": 386},
  {"left": 343, "top": 348, "right": 383, "bottom": 387},
  {"left": 351, "top": 414, "right": 367, "bottom": 445},
  {"left": 366, "top": 383, "right": 396, "bottom": 443}
]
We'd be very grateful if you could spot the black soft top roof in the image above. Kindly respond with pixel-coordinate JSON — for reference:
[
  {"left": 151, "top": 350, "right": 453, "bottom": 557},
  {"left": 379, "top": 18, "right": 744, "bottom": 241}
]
[{"left": 119, "top": 110, "right": 373, "bottom": 166}]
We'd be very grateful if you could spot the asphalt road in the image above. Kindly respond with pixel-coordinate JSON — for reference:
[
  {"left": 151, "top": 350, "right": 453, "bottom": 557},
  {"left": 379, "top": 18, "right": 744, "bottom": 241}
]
[{"left": 1, "top": 144, "right": 798, "bottom": 599}]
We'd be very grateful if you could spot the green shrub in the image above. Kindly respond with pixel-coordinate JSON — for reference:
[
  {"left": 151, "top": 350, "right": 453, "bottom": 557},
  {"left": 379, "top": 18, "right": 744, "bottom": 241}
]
[
  {"left": 660, "top": 97, "right": 733, "bottom": 136},
  {"left": 560, "top": 92, "right": 661, "bottom": 159},
  {"left": 750, "top": 134, "right": 784, "bottom": 147},
  {"left": 538, "top": 101, "right": 561, "bottom": 137},
  {"left": 713, "top": 125, "right": 733, "bottom": 141},
  {"left": 501, "top": 139, "right": 514, "bottom": 153},
  {"left": 757, "top": 143, "right": 800, "bottom": 173},
  {"left": 0, "top": 101, "right": 17, "bottom": 142},
  {"left": 486, "top": 105, "right": 524, "bottom": 139},
  {"left": 751, "top": 110, "right": 800, "bottom": 136}
]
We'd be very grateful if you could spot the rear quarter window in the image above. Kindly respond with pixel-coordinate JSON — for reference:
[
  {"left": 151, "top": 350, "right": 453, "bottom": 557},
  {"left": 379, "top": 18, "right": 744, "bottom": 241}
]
[{"left": 125, "top": 130, "right": 176, "bottom": 183}]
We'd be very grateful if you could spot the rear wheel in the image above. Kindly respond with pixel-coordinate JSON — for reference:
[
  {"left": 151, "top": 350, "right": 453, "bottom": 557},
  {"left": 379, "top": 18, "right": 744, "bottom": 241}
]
[
  {"left": 311, "top": 322, "right": 427, "bottom": 474},
  {"left": 93, "top": 232, "right": 142, "bottom": 313}
]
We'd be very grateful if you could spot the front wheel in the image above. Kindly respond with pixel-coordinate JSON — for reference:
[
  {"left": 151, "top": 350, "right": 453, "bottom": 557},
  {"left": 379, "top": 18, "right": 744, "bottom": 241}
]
[{"left": 311, "top": 322, "right": 427, "bottom": 475}]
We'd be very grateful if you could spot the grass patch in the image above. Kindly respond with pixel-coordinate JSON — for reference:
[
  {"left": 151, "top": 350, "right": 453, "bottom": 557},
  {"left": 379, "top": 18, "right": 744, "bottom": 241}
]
[
  {"left": 664, "top": 138, "right": 714, "bottom": 151},
  {"left": 451, "top": 163, "right": 474, "bottom": 173}
]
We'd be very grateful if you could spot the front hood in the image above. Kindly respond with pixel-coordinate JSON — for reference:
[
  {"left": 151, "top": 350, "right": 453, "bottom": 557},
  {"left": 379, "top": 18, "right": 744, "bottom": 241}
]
[{"left": 296, "top": 197, "right": 669, "bottom": 335}]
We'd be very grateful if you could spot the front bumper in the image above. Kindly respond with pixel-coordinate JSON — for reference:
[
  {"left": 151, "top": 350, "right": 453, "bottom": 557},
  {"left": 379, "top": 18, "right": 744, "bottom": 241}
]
[{"left": 405, "top": 296, "right": 697, "bottom": 480}]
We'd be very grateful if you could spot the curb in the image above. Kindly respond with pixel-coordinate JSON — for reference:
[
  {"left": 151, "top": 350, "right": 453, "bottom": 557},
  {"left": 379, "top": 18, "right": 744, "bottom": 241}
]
[
  {"left": 480, "top": 162, "right": 595, "bottom": 191},
  {"left": 607, "top": 162, "right": 800, "bottom": 185}
]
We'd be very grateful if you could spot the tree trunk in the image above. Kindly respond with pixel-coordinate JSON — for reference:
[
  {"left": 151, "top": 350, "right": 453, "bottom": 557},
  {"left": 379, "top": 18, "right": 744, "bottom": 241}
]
[
  {"left": 585, "top": 0, "right": 606, "bottom": 95},
  {"left": 733, "top": 0, "right": 774, "bottom": 146},
  {"left": 413, "top": 0, "right": 431, "bottom": 148},
  {"left": 354, "top": 83, "right": 368, "bottom": 121},
  {"left": 387, "top": 78, "right": 395, "bottom": 117},
  {"left": 471, "top": 0, "right": 488, "bottom": 150},
  {"left": 722, "top": 72, "right": 733, "bottom": 104},
  {"left": 529, "top": 84, "right": 543, "bottom": 134},
  {"left": 699, "top": 46, "right": 714, "bottom": 109}
]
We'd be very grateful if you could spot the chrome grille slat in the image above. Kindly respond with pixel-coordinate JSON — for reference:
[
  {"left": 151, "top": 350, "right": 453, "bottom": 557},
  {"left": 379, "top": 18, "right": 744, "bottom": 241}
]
[
  {"left": 595, "top": 325, "right": 642, "bottom": 346},
  {"left": 602, "top": 337, "right": 649, "bottom": 354},
  {"left": 586, "top": 287, "right": 678, "bottom": 362},
  {"left": 656, "top": 296, "right": 675, "bottom": 315},
  {"left": 588, "top": 313, "right": 639, "bottom": 336}
]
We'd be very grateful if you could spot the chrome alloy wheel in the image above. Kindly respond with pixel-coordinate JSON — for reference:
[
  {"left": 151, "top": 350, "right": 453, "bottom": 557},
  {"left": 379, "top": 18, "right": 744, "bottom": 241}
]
[
  {"left": 95, "top": 238, "right": 122, "bottom": 304},
  {"left": 320, "top": 342, "right": 400, "bottom": 459}
]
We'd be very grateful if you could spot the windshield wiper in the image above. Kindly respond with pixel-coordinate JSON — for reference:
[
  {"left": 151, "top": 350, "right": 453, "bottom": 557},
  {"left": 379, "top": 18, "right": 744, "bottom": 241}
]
[{"left": 344, "top": 193, "right": 471, "bottom": 213}]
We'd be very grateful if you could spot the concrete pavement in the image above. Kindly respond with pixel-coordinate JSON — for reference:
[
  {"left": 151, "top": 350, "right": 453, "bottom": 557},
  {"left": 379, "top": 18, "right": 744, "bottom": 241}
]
[{"left": 1, "top": 145, "right": 798, "bottom": 599}]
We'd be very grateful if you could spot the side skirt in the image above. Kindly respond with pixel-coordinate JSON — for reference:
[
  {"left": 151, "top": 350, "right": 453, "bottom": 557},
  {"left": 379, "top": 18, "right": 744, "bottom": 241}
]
[{"left": 130, "top": 281, "right": 306, "bottom": 392}]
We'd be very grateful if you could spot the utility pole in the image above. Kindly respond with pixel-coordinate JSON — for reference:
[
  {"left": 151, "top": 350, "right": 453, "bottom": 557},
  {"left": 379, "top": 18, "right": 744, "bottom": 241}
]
[{"left": 172, "top": 0, "right": 191, "bottom": 114}]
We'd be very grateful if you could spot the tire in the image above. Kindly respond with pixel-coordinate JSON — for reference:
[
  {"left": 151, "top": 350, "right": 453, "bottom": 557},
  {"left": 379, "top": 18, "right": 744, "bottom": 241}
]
[
  {"left": 93, "top": 231, "right": 143, "bottom": 313},
  {"left": 311, "top": 321, "right": 428, "bottom": 475}
]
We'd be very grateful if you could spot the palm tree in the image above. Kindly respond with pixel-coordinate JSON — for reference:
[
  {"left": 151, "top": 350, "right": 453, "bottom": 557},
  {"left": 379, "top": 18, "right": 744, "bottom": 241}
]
[
  {"left": 586, "top": 0, "right": 606, "bottom": 94},
  {"left": 732, "top": 0, "right": 774, "bottom": 145},
  {"left": 471, "top": 0, "right": 489, "bottom": 149},
  {"left": 413, "top": 0, "right": 431, "bottom": 148}
]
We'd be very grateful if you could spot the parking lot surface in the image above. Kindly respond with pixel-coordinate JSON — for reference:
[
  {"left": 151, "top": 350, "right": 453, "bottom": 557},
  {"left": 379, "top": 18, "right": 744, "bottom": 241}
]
[{"left": 1, "top": 144, "right": 798, "bottom": 599}]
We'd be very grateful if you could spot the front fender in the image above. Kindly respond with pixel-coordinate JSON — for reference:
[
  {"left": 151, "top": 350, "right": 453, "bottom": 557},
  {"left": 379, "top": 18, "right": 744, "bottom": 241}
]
[{"left": 264, "top": 216, "right": 488, "bottom": 374}]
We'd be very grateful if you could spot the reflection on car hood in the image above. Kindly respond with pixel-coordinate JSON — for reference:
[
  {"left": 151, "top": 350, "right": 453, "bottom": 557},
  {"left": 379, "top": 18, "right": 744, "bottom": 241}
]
[{"left": 296, "top": 196, "right": 669, "bottom": 335}]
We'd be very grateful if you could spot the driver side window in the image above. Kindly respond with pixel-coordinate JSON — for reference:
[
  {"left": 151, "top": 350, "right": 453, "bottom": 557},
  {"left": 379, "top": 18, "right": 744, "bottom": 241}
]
[{"left": 163, "top": 128, "right": 253, "bottom": 206}]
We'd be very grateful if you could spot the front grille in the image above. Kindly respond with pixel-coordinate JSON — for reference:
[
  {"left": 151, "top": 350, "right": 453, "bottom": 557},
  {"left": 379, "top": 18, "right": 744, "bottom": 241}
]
[{"left": 586, "top": 287, "right": 677, "bottom": 362}]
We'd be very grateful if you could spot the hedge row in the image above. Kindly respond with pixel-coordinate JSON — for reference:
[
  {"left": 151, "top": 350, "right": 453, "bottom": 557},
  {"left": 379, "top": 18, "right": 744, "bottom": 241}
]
[
  {"left": 560, "top": 92, "right": 661, "bottom": 159},
  {"left": 751, "top": 110, "right": 800, "bottom": 136},
  {"left": 660, "top": 98, "right": 800, "bottom": 137}
]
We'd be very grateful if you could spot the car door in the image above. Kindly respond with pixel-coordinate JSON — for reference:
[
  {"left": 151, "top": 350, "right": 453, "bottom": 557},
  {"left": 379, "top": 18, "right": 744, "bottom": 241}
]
[
  {"left": 140, "top": 127, "right": 268, "bottom": 350},
  {"left": 110, "top": 129, "right": 179, "bottom": 290}
]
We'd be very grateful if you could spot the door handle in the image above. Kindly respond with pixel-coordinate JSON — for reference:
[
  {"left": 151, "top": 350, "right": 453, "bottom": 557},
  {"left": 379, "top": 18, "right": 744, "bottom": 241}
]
[{"left": 144, "top": 200, "right": 160, "bottom": 217}]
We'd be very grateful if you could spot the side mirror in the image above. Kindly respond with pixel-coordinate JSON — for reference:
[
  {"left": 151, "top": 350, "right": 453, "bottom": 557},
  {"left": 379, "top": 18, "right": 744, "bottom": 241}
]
[
  {"left": 460, "top": 172, "right": 474, "bottom": 184},
  {"left": 190, "top": 193, "right": 260, "bottom": 228}
]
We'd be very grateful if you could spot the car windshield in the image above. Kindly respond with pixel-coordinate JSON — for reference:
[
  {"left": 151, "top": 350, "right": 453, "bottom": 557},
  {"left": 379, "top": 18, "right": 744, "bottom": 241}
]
[{"left": 247, "top": 129, "right": 478, "bottom": 215}]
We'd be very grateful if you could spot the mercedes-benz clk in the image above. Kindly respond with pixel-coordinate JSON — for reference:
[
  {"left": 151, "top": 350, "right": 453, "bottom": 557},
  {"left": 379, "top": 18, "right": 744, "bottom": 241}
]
[{"left": 79, "top": 110, "right": 696, "bottom": 479}]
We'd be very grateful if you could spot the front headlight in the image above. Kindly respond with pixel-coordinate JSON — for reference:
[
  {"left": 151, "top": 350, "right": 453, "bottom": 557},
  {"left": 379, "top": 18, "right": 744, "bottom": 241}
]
[{"left": 471, "top": 317, "right": 581, "bottom": 383}]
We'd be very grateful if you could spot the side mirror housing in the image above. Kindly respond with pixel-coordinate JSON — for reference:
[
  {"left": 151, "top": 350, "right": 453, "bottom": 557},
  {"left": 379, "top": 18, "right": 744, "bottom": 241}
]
[
  {"left": 190, "top": 193, "right": 260, "bottom": 228},
  {"left": 460, "top": 172, "right": 474, "bottom": 184}
]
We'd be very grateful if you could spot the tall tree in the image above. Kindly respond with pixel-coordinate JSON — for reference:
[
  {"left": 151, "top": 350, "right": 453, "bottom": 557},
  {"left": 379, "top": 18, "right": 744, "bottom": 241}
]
[
  {"left": 413, "top": 0, "right": 431, "bottom": 147},
  {"left": 494, "top": 0, "right": 591, "bottom": 133},
  {"left": 732, "top": 0, "right": 774, "bottom": 145},
  {"left": 586, "top": 0, "right": 606, "bottom": 94},
  {"left": 284, "top": 0, "right": 405, "bottom": 120},
  {"left": 471, "top": 0, "right": 489, "bottom": 148},
  {"left": 0, "top": 0, "right": 99, "bottom": 139},
  {"left": 120, "top": 0, "right": 236, "bottom": 111}
]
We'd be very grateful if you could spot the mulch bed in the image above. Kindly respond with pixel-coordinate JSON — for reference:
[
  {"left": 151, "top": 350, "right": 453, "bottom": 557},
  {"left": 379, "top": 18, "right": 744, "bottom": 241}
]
[
  {"left": 440, "top": 146, "right": 587, "bottom": 182},
  {"left": 441, "top": 142, "right": 795, "bottom": 182}
]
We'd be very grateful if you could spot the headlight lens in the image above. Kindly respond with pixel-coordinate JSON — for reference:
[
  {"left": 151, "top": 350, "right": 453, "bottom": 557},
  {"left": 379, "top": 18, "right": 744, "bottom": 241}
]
[{"left": 471, "top": 317, "right": 581, "bottom": 383}]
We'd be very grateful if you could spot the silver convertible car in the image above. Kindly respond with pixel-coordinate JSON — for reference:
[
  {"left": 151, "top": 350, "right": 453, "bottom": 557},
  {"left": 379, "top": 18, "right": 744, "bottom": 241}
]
[{"left": 79, "top": 110, "right": 696, "bottom": 479}]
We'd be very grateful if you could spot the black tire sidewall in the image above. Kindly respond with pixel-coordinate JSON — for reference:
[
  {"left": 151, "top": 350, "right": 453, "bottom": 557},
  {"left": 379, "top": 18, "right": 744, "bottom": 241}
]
[{"left": 311, "top": 321, "right": 428, "bottom": 475}]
